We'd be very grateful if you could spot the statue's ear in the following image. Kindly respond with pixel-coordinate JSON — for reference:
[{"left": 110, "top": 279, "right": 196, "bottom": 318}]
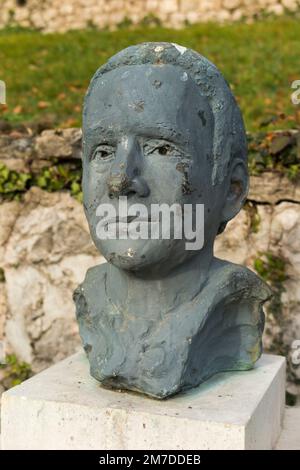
[{"left": 220, "top": 158, "right": 249, "bottom": 226}]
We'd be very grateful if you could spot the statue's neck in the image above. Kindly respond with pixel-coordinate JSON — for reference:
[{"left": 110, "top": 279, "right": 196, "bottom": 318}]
[{"left": 105, "top": 251, "right": 213, "bottom": 315}]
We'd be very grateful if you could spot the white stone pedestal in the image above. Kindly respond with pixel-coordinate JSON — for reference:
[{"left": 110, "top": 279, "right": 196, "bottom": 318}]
[{"left": 1, "top": 351, "right": 286, "bottom": 450}]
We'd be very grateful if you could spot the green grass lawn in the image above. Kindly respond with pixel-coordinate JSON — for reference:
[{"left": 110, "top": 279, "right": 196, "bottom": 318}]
[{"left": 0, "top": 16, "right": 300, "bottom": 132}]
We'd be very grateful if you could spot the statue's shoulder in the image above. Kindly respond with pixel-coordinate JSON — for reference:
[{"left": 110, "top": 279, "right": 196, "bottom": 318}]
[
  {"left": 177, "top": 258, "right": 273, "bottom": 388},
  {"left": 73, "top": 262, "right": 108, "bottom": 313},
  {"left": 83, "top": 261, "right": 108, "bottom": 286},
  {"left": 209, "top": 258, "right": 272, "bottom": 302}
]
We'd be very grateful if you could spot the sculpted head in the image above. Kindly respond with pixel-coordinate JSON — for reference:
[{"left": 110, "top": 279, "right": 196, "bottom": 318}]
[{"left": 82, "top": 42, "right": 248, "bottom": 273}]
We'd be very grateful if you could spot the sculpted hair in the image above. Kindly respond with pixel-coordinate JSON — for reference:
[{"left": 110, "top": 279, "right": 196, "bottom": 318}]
[{"left": 83, "top": 42, "right": 248, "bottom": 186}]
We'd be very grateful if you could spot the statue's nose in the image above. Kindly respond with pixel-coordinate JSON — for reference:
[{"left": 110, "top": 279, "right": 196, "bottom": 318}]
[{"left": 107, "top": 136, "right": 150, "bottom": 199}]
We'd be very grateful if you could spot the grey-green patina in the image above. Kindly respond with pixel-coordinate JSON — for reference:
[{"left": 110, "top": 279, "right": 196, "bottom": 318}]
[{"left": 73, "top": 42, "right": 271, "bottom": 399}]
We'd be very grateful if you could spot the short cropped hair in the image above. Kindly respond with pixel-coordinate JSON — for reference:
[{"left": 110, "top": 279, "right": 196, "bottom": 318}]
[{"left": 83, "top": 42, "right": 248, "bottom": 186}]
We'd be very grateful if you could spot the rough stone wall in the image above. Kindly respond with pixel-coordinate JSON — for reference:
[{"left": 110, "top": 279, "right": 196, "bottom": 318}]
[
  {"left": 0, "top": 128, "right": 300, "bottom": 403},
  {"left": 0, "top": 0, "right": 299, "bottom": 32},
  {"left": 0, "top": 188, "right": 104, "bottom": 372}
]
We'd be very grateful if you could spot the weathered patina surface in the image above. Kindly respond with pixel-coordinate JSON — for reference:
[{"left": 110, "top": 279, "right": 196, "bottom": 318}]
[{"left": 74, "top": 42, "right": 271, "bottom": 399}]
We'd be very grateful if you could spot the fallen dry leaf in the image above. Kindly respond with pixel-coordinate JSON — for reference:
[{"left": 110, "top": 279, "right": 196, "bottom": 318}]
[
  {"left": 57, "top": 93, "right": 66, "bottom": 100},
  {"left": 13, "top": 105, "right": 23, "bottom": 114},
  {"left": 37, "top": 101, "right": 50, "bottom": 109}
]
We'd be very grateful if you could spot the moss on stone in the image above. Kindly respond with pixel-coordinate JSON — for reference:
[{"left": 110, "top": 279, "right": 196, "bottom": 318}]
[
  {"left": 0, "top": 354, "right": 32, "bottom": 389},
  {"left": 0, "top": 161, "right": 82, "bottom": 201}
]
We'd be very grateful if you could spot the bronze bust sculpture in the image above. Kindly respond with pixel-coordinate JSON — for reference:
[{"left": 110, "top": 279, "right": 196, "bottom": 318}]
[{"left": 73, "top": 42, "right": 271, "bottom": 399}]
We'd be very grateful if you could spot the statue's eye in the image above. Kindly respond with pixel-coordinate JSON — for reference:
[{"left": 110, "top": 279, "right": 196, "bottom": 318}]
[
  {"left": 144, "top": 140, "right": 183, "bottom": 158},
  {"left": 91, "top": 145, "right": 115, "bottom": 161},
  {"left": 157, "top": 144, "right": 172, "bottom": 155}
]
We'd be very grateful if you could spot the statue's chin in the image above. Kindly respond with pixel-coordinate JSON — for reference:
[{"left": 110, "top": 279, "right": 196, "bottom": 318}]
[
  {"left": 108, "top": 256, "right": 149, "bottom": 272},
  {"left": 98, "top": 238, "right": 186, "bottom": 273}
]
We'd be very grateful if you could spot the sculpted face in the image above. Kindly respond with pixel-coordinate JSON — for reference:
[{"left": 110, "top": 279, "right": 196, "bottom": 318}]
[{"left": 82, "top": 64, "right": 225, "bottom": 272}]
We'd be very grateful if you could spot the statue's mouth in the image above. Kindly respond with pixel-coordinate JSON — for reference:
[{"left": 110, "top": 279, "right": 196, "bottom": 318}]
[{"left": 101, "top": 215, "right": 154, "bottom": 229}]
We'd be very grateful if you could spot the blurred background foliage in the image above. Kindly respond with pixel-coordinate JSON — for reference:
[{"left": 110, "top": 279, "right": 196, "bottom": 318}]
[{"left": 0, "top": 15, "right": 300, "bottom": 132}]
